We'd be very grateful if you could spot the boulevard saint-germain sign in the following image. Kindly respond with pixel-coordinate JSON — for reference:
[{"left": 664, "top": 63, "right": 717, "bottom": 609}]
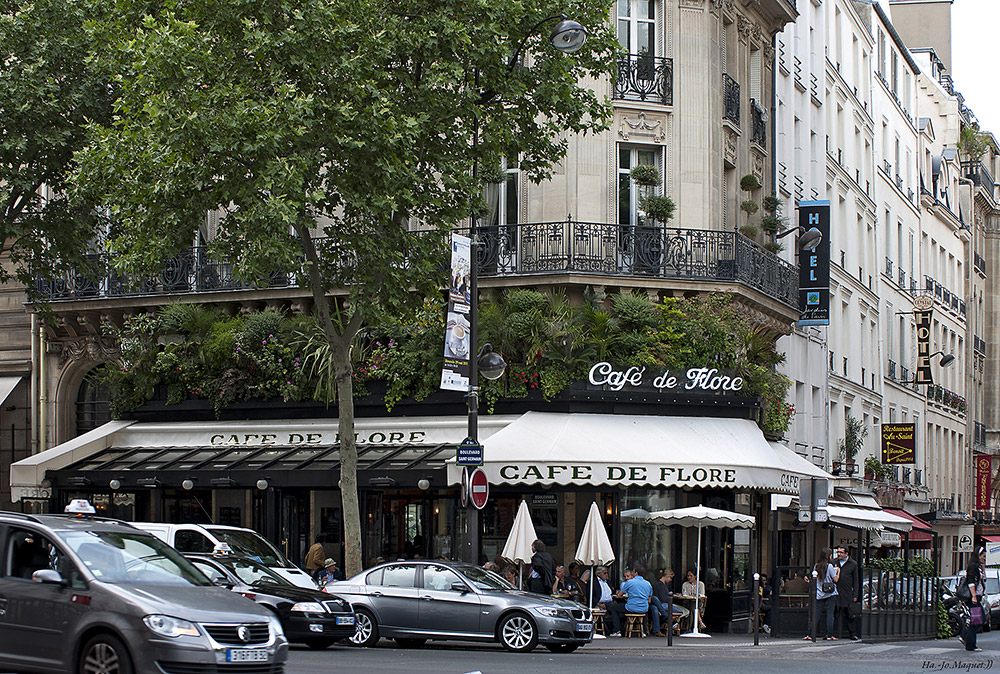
[{"left": 588, "top": 362, "right": 745, "bottom": 393}]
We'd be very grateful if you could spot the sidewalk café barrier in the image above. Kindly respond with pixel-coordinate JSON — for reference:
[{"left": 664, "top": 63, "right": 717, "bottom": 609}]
[{"left": 770, "top": 565, "right": 938, "bottom": 640}]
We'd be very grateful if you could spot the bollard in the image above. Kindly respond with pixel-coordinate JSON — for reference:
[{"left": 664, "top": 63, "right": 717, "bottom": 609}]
[
  {"left": 667, "top": 590, "right": 674, "bottom": 647},
  {"left": 752, "top": 572, "right": 760, "bottom": 646},
  {"left": 810, "top": 569, "right": 818, "bottom": 642}
]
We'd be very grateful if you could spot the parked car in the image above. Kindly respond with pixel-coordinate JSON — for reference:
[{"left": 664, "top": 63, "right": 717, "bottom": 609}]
[
  {"left": 131, "top": 521, "right": 316, "bottom": 588},
  {"left": 325, "top": 560, "right": 594, "bottom": 653},
  {"left": 0, "top": 501, "right": 288, "bottom": 674},
  {"left": 186, "top": 552, "right": 356, "bottom": 649}
]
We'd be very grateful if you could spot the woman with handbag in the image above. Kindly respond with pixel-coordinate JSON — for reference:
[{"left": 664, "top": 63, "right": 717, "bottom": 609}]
[
  {"left": 960, "top": 548, "right": 987, "bottom": 652},
  {"left": 805, "top": 547, "right": 840, "bottom": 641}
]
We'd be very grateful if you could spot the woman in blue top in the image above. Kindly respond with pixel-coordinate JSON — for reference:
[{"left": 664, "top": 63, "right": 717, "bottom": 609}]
[{"left": 806, "top": 547, "right": 840, "bottom": 640}]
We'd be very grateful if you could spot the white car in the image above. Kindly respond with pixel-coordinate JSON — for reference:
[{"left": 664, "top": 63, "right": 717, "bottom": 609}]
[{"left": 132, "top": 522, "right": 317, "bottom": 589}]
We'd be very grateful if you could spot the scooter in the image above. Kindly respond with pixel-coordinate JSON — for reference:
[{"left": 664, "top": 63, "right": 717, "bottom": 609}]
[{"left": 941, "top": 582, "right": 972, "bottom": 636}]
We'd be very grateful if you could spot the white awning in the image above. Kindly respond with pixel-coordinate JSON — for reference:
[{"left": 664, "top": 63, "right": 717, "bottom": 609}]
[
  {"left": 825, "top": 503, "right": 914, "bottom": 532},
  {"left": 446, "top": 412, "right": 832, "bottom": 494},
  {"left": 0, "top": 376, "right": 21, "bottom": 407}
]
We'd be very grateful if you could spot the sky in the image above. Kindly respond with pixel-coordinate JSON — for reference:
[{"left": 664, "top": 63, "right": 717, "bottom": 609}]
[{"left": 949, "top": 0, "right": 1000, "bottom": 135}]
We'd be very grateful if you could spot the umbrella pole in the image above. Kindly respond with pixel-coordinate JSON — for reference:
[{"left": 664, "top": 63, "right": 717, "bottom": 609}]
[
  {"left": 682, "top": 522, "right": 710, "bottom": 638},
  {"left": 519, "top": 562, "right": 523, "bottom": 590},
  {"left": 589, "top": 565, "right": 594, "bottom": 610}
]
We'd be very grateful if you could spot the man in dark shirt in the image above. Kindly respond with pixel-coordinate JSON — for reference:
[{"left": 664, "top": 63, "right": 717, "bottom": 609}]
[
  {"left": 834, "top": 546, "right": 859, "bottom": 640},
  {"left": 528, "top": 539, "right": 555, "bottom": 595},
  {"left": 650, "top": 568, "right": 686, "bottom": 636}
]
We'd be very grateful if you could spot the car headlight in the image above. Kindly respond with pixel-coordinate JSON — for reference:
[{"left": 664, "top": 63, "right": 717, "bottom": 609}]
[
  {"left": 144, "top": 615, "right": 201, "bottom": 638},
  {"left": 533, "top": 607, "right": 567, "bottom": 618},
  {"left": 291, "top": 602, "right": 326, "bottom": 613}
]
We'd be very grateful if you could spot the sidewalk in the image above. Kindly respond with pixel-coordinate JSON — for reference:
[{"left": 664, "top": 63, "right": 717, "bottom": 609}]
[{"left": 580, "top": 632, "right": 937, "bottom": 651}]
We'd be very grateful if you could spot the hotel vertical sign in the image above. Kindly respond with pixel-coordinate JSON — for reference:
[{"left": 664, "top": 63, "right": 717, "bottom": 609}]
[
  {"left": 914, "top": 296, "right": 934, "bottom": 385},
  {"left": 797, "top": 201, "right": 830, "bottom": 326},
  {"left": 976, "top": 454, "right": 992, "bottom": 511}
]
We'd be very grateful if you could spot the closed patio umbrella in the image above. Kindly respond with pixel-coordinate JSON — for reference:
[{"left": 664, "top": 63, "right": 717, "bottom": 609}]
[
  {"left": 646, "top": 505, "right": 755, "bottom": 638},
  {"left": 574, "top": 501, "right": 616, "bottom": 610},
  {"left": 501, "top": 499, "right": 537, "bottom": 589}
]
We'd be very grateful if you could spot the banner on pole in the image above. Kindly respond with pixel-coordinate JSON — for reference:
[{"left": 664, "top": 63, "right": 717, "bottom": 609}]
[
  {"left": 796, "top": 201, "right": 830, "bottom": 327},
  {"left": 976, "top": 453, "right": 992, "bottom": 511},
  {"left": 441, "top": 234, "right": 472, "bottom": 392}
]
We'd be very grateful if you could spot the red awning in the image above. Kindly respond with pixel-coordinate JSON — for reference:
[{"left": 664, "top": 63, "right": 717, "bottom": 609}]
[
  {"left": 982, "top": 535, "right": 1000, "bottom": 543},
  {"left": 883, "top": 508, "right": 933, "bottom": 542}
]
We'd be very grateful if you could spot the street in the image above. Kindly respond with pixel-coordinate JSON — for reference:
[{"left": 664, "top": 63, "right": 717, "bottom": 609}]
[{"left": 283, "top": 630, "right": 1000, "bottom": 674}]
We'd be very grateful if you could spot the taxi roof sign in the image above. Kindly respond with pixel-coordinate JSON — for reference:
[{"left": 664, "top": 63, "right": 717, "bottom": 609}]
[
  {"left": 65, "top": 499, "right": 96, "bottom": 516},
  {"left": 212, "top": 542, "right": 234, "bottom": 556}
]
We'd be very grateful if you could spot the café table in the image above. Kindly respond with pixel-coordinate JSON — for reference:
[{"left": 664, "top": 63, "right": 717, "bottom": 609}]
[{"left": 673, "top": 595, "right": 706, "bottom": 632}]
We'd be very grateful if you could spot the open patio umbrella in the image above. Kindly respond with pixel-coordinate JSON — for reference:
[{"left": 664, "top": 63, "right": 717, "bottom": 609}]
[
  {"left": 574, "top": 501, "right": 616, "bottom": 610},
  {"left": 501, "top": 499, "right": 537, "bottom": 589},
  {"left": 646, "top": 505, "right": 755, "bottom": 638},
  {"left": 619, "top": 508, "right": 650, "bottom": 520}
]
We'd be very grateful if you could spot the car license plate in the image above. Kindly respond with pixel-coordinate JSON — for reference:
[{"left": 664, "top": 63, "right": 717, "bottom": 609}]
[
  {"left": 577, "top": 623, "right": 593, "bottom": 632},
  {"left": 227, "top": 649, "right": 269, "bottom": 663},
  {"left": 336, "top": 616, "right": 356, "bottom": 626}
]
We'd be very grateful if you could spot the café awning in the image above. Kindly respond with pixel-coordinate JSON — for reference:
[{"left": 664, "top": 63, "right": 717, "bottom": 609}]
[
  {"left": 446, "top": 411, "right": 831, "bottom": 494},
  {"left": 826, "top": 503, "right": 914, "bottom": 532},
  {"left": 883, "top": 508, "right": 933, "bottom": 542}
]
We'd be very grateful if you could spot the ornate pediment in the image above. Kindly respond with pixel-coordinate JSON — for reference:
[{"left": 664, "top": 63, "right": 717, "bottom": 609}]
[{"left": 617, "top": 110, "right": 666, "bottom": 145}]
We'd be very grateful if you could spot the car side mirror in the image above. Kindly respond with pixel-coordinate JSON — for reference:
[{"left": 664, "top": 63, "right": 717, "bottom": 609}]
[
  {"left": 32, "top": 569, "right": 65, "bottom": 586},
  {"left": 451, "top": 582, "right": 470, "bottom": 594}
]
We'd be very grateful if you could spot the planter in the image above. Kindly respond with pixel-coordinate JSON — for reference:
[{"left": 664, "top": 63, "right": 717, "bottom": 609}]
[
  {"left": 831, "top": 461, "right": 842, "bottom": 475},
  {"left": 864, "top": 470, "right": 874, "bottom": 481},
  {"left": 844, "top": 461, "right": 858, "bottom": 476}
]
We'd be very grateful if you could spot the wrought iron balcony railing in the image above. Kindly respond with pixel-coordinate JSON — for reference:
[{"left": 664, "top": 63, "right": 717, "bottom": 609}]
[
  {"left": 750, "top": 99, "right": 766, "bottom": 147},
  {"left": 723, "top": 74, "right": 740, "bottom": 126},
  {"left": 962, "top": 160, "right": 995, "bottom": 190},
  {"left": 35, "top": 223, "right": 800, "bottom": 310},
  {"left": 614, "top": 53, "right": 673, "bottom": 106}
]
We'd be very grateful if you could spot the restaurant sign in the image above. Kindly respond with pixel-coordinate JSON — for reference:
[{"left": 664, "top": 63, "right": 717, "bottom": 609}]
[
  {"left": 880, "top": 423, "right": 915, "bottom": 464},
  {"left": 588, "top": 363, "right": 744, "bottom": 393}
]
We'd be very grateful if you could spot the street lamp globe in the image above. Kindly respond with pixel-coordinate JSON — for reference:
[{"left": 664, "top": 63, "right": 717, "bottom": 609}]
[
  {"left": 799, "top": 227, "right": 823, "bottom": 251},
  {"left": 477, "top": 343, "right": 507, "bottom": 381},
  {"left": 938, "top": 353, "right": 956, "bottom": 368},
  {"left": 549, "top": 19, "right": 588, "bottom": 53}
]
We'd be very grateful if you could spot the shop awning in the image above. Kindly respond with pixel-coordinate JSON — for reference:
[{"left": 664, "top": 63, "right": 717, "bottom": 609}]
[
  {"left": 982, "top": 535, "right": 1000, "bottom": 543},
  {"left": 826, "top": 503, "right": 914, "bottom": 532},
  {"left": 883, "top": 508, "right": 934, "bottom": 542},
  {"left": 446, "top": 411, "right": 831, "bottom": 494},
  {"left": 0, "top": 376, "right": 21, "bottom": 407}
]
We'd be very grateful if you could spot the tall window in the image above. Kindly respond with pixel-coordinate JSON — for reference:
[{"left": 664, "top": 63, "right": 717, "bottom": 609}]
[
  {"left": 483, "top": 156, "right": 519, "bottom": 227},
  {"left": 618, "top": 145, "right": 661, "bottom": 225},
  {"left": 618, "top": 0, "right": 656, "bottom": 56},
  {"left": 77, "top": 366, "right": 112, "bottom": 435}
]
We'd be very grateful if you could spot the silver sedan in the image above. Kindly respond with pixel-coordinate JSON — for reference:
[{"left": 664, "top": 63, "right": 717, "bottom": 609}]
[{"left": 325, "top": 560, "right": 594, "bottom": 653}]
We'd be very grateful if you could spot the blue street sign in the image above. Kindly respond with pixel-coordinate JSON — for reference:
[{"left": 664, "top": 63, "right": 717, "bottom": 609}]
[{"left": 457, "top": 436, "right": 484, "bottom": 466}]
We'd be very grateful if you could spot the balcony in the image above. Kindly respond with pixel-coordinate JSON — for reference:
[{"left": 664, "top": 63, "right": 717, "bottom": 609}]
[
  {"left": 926, "top": 384, "right": 967, "bottom": 414},
  {"left": 887, "top": 359, "right": 896, "bottom": 380},
  {"left": 750, "top": 99, "right": 766, "bottom": 147},
  {"left": 35, "top": 222, "right": 801, "bottom": 310},
  {"left": 723, "top": 74, "right": 740, "bottom": 126},
  {"left": 975, "top": 252, "right": 986, "bottom": 275},
  {"left": 962, "top": 160, "right": 995, "bottom": 191},
  {"left": 615, "top": 53, "right": 673, "bottom": 106}
]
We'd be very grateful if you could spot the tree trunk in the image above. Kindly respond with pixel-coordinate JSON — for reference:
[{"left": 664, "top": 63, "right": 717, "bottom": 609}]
[{"left": 333, "top": 343, "right": 364, "bottom": 577}]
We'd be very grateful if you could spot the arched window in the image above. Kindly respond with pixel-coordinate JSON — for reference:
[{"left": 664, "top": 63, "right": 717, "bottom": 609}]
[{"left": 76, "top": 366, "right": 112, "bottom": 435}]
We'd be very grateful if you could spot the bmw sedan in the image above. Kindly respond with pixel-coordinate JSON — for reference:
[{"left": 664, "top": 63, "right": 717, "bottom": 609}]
[
  {"left": 324, "top": 560, "right": 593, "bottom": 653},
  {"left": 186, "top": 553, "right": 356, "bottom": 649}
]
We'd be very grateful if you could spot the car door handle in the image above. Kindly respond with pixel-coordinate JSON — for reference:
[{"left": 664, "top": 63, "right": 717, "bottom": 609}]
[
  {"left": 370, "top": 591, "right": 383, "bottom": 597},
  {"left": 420, "top": 595, "right": 434, "bottom": 601}
]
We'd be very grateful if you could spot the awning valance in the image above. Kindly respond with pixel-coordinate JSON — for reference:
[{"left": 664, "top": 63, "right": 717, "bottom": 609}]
[
  {"left": 826, "top": 503, "right": 914, "bottom": 532},
  {"left": 883, "top": 508, "right": 933, "bottom": 542},
  {"left": 446, "top": 412, "right": 831, "bottom": 494}
]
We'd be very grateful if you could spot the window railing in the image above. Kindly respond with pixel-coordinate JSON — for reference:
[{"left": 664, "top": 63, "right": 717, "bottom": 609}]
[
  {"left": 614, "top": 53, "right": 673, "bottom": 106},
  {"left": 35, "top": 222, "right": 801, "bottom": 310},
  {"left": 750, "top": 99, "right": 766, "bottom": 147},
  {"left": 926, "top": 384, "right": 967, "bottom": 414},
  {"left": 723, "top": 74, "right": 740, "bottom": 126},
  {"left": 887, "top": 360, "right": 896, "bottom": 380}
]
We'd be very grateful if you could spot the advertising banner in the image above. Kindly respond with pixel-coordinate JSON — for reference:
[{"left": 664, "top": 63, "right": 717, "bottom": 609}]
[
  {"left": 976, "top": 453, "right": 992, "bottom": 511},
  {"left": 880, "top": 423, "right": 915, "bottom": 464},
  {"left": 797, "top": 200, "right": 830, "bottom": 326},
  {"left": 914, "top": 308, "right": 933, "bottom": 385},
  {"left": 440, "top": 234, "right": 472, "bottom": 392}
]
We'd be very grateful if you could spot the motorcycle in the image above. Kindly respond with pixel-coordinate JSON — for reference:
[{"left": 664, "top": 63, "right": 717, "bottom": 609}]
[{"left": 940, "top": 579, "right": 979, "bottom": 637}]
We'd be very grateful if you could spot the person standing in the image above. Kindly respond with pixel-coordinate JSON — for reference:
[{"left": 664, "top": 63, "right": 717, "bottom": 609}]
[
  {"left": 960, "top": 548, "right": 987, "bottom": 652},
  {"left": 528, "top": 539, "right": 555, "bottom": 595},
  {"left": 304, "top": 534, "right": 327, "bottom": 580},
  {"left": 806, "top": 547, "right": 840, "bottom": 641},
  {"left": 834, "top": 546, "right": 859, "bottom": 640}
]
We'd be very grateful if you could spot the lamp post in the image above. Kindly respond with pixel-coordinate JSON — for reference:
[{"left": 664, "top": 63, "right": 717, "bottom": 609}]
[{"left": 462, "top": 15, "right": 588, "bottom": 564}]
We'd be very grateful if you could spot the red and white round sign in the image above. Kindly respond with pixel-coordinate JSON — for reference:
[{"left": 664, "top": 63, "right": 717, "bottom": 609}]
[{"left": 469, "top": 467, "right": 489, "bottom": 510}]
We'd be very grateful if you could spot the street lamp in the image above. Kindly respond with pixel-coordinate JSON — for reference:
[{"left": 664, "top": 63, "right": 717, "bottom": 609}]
[
  {"left": 463, "top": 16, "right": 588, "bottom": 563},
  {"left": 776, "top": 225, "right": 823, "bottom": 251}
]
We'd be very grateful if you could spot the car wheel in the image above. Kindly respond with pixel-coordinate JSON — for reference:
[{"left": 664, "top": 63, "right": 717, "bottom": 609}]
[
  {"left": 498, "top": 613, "right": 538, "bottom": 653},
  {"left": 349, "top": 609, "right": 379, "bottom": 647},
  {"left": 305, "top": 639, "right": 336, "bottom": 650},
  {"left": 394, "top": 638, "right": 426, "bottom": 648},
  {"left": 545, "top": 644, "right": 580, "bottom": 654},
  {"left": 79, "top": 633, "right": 134, "bottom": 674}
]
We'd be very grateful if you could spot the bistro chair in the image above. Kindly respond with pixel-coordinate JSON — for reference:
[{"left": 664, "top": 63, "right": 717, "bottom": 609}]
[{"left": 624, "top": 613, "right": 647, "bottom": 638}]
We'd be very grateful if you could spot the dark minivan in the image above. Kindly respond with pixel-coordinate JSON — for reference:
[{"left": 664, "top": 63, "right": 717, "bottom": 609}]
[{"left": 0, "top": 503, "right": 288, "bottom": 674}]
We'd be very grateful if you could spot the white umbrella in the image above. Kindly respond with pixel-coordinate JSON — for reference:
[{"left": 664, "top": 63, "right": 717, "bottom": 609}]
[
  {"left": 646, "top": 505, "right": 755, "bottom": 638},
  {"left": 574, "top": 501, "right": 616, "bottom": 610},
  {"left": 620, "top": 508, "right": 650, "bottom": 520},
  {"left": 501, "top": 499, "right": 537, "bottom": 589}
]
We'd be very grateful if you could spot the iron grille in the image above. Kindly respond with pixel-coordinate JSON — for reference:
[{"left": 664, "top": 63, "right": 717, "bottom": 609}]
[{"left": 203, "top": 624, "right": 270, "bottom": 645}]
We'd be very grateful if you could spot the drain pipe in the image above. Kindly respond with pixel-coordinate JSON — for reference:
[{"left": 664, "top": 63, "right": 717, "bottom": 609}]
[
  {"left": 38, "top": 322, "right": 47, "bottom": 453},
  {"left": 29, "top": 313, "right": 38, "bottom": 455}
]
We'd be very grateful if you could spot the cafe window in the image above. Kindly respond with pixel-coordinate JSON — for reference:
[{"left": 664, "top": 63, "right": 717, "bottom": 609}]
[{"left": 618, "top": 488, "right": 678, "bottom": 583}]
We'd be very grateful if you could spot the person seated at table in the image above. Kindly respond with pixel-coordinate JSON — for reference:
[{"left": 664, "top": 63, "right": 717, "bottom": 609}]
[
  {"left": 782, "top": 571, "right": 809, "bottom": 594},
  {"left": 565, "top": 563, "right": 583, "bottom": 599},
  {"left": 503, "top": 566, "right": 518, "bottom": 588},
  {"left": 651, "top": 568, "right": 687, "bottom": 635},
  {"left": 552, "top": 565, "right": 568, "bottom": 595},
  {"left": 682, "top": 569, "right": 707, "bottom": 631},
  {"left": 586, "top": 566, "right": 617, "bottom": 623},
  {"left": 759, "top": 573, "right": 773, "bottom": 633},
  {"left": 607, "top": 566, "right": 659, "bottom": 637}
]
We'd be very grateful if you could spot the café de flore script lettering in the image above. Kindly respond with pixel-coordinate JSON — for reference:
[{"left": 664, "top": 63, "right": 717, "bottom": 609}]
[{"left": 588, "top": 362, "right": 744, "bottom": 392}]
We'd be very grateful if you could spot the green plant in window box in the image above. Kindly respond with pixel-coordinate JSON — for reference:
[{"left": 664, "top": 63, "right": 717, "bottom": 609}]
[{"left": 864, "top": 454, "right": 888, "bottom": 481}]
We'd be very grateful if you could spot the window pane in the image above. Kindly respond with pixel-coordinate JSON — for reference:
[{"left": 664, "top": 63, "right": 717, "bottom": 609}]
[
  {"left": 618, "top": 0, "right": 630, "bottom": 17},
  {"left": 618, "top": 20, "right": 630, "bottom": 51},
  {"left": 505, "top": 174, "right": 519, "bottom": 225},
  {"left": 424, "top": 565, "right": 463, "bottom": 591},
  {"left": 381, "top": 564, "right": 416, "bottom": 588},
  {"left": 619, "top": 172, "right": 632, "bottom": 225},
  {"left": 639, "top": 0, "right": 654, "bottom": 20},
  {"left": 638, "top": 23, "right": 653, "bottom": 55}
]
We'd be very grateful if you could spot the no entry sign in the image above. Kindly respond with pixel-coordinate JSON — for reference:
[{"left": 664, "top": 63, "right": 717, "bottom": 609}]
[{"left": 469, "top": 467, "right": 489, "bottom": 510}]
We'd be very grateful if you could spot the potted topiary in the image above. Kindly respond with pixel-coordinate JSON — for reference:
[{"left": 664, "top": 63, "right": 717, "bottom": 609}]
[
  {"left": 864, "top": 454, "right": 887, "bottom": 481},
  {"left": 839, "top": 415, "right": 868, "bottom": 475}
]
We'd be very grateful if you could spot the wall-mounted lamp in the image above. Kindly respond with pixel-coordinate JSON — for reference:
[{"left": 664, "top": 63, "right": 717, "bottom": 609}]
[
  {"left": 930, "top": 350, "right": 957, "bottom": 368},
  {"left": 417, "top": 478, "right": 431, "bottom": 491},
  {"left": 109, "top": 479, "right": 122, "bottom": 491},
  {"left": 182, "top": 478, "right": 196, "bottom": 491},
  {"left": 137, "top": 477, "right": 162, "bottom": 488},
  {"left": 255, "top": 479, "right": 269, "bottom": 491},
  {"left": 369, "top": 476, "right": 397, "bottom": 488},
  {"left": 210, "top": 477, "right": 237, "bottom": 488},
  {"left": 776, "top": 225, "right": 823, "bottom": 251}
]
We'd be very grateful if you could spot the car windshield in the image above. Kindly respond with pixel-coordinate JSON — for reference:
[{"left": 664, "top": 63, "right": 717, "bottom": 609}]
[
  {"left": 63, "top": 530, "right": 210, "bottom": 586},
  {"left": 221, "top": 558, "right": 293, "bottom": 587},
  {"left": 206, "top": 528, "right": 290, "bottom": 567},
  {"left": 460, "top": 565, "right": 514, "bottom": 591}
]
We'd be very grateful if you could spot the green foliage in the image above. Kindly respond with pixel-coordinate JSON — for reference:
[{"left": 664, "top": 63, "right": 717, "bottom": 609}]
[
  {"left": 740, "top": 174, "right": 761, "bottom": 192},
  {"left": 864, "top": 454, "right": 888, "bottom": 480},
  {"left": 760, "top": 215, "right": 781, "bottom": 234},
  {"left": 740, "top": 199, "right": 760, "bottom": 215},
  {"left": 937, "top": 599, "right": 954, "bottom": 639},
  {"left": 961, "top": 124, "right": 990, "bottom": 163},
  {"left": 739, "top": 225, "right": 759, "bottom": 238},
  {"left": 840, "top": 415, "right": 868, "bottom": 463},
  {"left": 867, "top": 556, "right": 934, "bottom": 577},
  {"left": 629, "top": 164, "right": 662, "bottom": 187},
  {"left": 762, "top": 195, "right": 782, "bottom": 213},
  {"left": 763, "top": 241, "right": 785, "bottom": 254},
  {"left": 640, "top": 195, "right": 675, "bottom": 225}
]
